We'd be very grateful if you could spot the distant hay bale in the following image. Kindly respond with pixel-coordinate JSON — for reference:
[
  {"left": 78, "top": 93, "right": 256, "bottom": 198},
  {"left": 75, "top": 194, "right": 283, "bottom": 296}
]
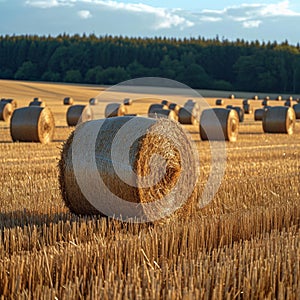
[
  {"left": 123, "top": 98, "right": 132, "bottom": 106},
  {"left": 1, "top": 98, "right": 17, "bottom": 109},
  {"left": 276, "top": 96, "right": 282, "bottom": 101},
  {"left": 252, "top": 95, "right": 258, "bottom": 100},
  {"left": 10, "top": 106, "right": 55, "bottom": 144},
  {"left": 161, "top": 100, "right": 170, "bottom": 106},
  {"left": 148, "top": 109, "right": 178, "bottom": 121},
  {"left": 105, "top": 103, "right": 127, "bottom": 118},
  {"left": 148, "top": 104, "right": 168, "bottom": 118},
  {"left": 29, "top": 100, "right": 46, "bottom": 107},
  {"left": 63, "top": 97, "right": 74, "bottom": 105},
  {"left": 243, "top": 103, "right": 253, "bottom": 114},
  {"left": 168, "top": 103, "right": 181, "bottom": 114},
  {"left": 263, "top": 106, "right": 295, "bottom": 134},
  {"left": 178, "top": 100, "right": 200, "bottom": 125},
  {"left": 200, "top": 108, "right": 239, "bottom": 142},
  {"left": 284, "top": 100, "right": 292, "bottom": 107},
  {"left": 261, "top": 99, "right": 269, "bottom": 107},
  {"left": 293, "top": 104, "right": 300, "bottom": 119},
  {"left": 229, "top": 94, "right": 235, "bottom": 99},
  {"left": 33, "top": 97, "right": 42, "bottom": 102},
  {"left": 229, "top": 106, "right": 244, "bottom": 122},
  {"left": 287, "top": 96, "right": 293, "bottom": 101},
  {"left": 242, "top": 99, "right": 250, "bottom": 105},
  {"left": 265, "top": 96, "right": 270, "bottom": 101},
  {"left": 254, "top": 108, "right": 268, "bottom": 121},
  {"left": 58, "top": 116, "right": 199, "bottom": 220},
  {"left": 0, "top": 102, "right": 13, "bottom": 122},
  {"left": 226, "top": 105, "right": 233, "bottom": 109},
  {"left": 66, "top": 105, "right": 93, "bottom": 126},
  {"left": 89, "top": 98, "right": 98, "bottom": 105},
  {"left": 216, "top": 99, "right": 224, "bottom": 106}
]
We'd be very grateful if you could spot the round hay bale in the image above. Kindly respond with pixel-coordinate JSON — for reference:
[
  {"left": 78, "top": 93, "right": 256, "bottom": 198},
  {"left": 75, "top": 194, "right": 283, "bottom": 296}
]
[
  {"left": 254, "top": 108, "right": 268, "bottom": 121},
  {"left": 66, "top": 105, "right": 93, "bottom": 126},
  {"left": 29, "top": 100, "right": 46, "bottom": 107},
  {"left": 293, "top": 103, "right": 300, "bottom": 119},
  {"left": 63, "top": 97, "right": 74, "bottom": 105},
  {"left": 242, "top": 99, "right": 250, "bottom": 105},
  {"left": 276, "top": 96, "right": 282, "bottom": 101},
  {"left": 263, "top": 106, "right": 295, "bottom": 134},
  {"left": 287, "top": 96, "right": 293, "bottom": 101},
  {"left": 33, "top": 97, "right": 42, "bottom": 102},
  {"left": 261, "top": 99, "right": 269, "bottom": 107},
  {"left": 123, "top": 98, "right": 132, "bottom": 106},
  {"left": 226, "top": 105, "right": 233, "bottom": 109},
  {"left": 265, "top": 96, "right": 270, "bottom": 101},
  {"left": 252, "top": 95, "right": 258, "bottom": 100},
  {"left": 148, "top": 104, "right": 168, "bottom": 118},
  {"left": 284, "top": 100, "right": 292, "bottom": 107},
  {"left": 161, "top": 100, "right": 170, "bottom": 106},
  {"left": 229, "top": 106, "right": 244, "bottom": 122},
  {"left": 148, "top": 109, "right": 178, "bottom": 121},
  {"left": 178, "top": 101, "right": 200, "bottom": 125},
  {"left": 168, "top": 103, "right": 181, "bottom": 114},
  {"left": 58, "top": 116, "right": 199, "bottom": 221},
  {"left": 216, "top": 99, "right": 224, "bottom": 106},
  {"left": 229, "top": 94, "right": 235, "bottom": 99},
  {"left": 105, "top": 103, "right": 127, "bottom": 118},
  {"left": 1, "top": 98, "right": 17, "bottom": 109},
  {"left": 89, "top": 98, "right": 98, "bottom": 105},
  {"left": 0, "top": 102, "right": 13, "bottom": 121},
  {"left": 200, "top": 108, "right": 239, "bottom": 142},
  {"left": 10, "top": 106, "right": 55, "bottom": 143},
  {"left": 243, "top": 103, "right": 253, "bottom": 114}
]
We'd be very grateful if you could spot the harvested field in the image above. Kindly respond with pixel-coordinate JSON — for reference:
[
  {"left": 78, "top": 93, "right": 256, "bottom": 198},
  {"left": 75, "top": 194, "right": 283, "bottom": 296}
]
[{"left": 0, "top": 80, "right": 300, "bottom": 299}]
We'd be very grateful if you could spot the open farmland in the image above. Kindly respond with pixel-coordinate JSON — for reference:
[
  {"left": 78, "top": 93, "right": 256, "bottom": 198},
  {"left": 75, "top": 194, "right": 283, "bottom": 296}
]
[{"left": 0, "top": 79, "right": 300, "bottom": 299}]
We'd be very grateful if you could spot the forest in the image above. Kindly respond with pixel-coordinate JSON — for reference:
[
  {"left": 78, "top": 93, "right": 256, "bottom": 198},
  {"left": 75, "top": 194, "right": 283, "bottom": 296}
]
[{"left": 1, "top": 34, "right": 300, "bottom": 93}]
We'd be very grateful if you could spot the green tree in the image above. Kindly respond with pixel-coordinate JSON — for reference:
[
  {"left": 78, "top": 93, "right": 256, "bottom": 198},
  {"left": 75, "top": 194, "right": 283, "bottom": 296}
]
[
  {"left": 64, "top": 70, "right": 82, "bottom": 83},
  {"left": 14, "top": 61, "right": 39, "bottom": 80}
]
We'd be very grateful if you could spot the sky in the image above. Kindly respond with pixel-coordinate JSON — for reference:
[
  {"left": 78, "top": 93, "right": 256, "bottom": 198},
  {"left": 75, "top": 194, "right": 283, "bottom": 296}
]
[{"left": 0, "top": 0, "right": 300, "bottom": 44}]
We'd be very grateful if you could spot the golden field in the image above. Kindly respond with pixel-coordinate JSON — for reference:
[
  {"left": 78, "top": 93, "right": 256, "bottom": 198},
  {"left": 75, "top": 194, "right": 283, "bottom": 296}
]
[{"left": 0, "top": 80, "right": 300, "bottom": 299}]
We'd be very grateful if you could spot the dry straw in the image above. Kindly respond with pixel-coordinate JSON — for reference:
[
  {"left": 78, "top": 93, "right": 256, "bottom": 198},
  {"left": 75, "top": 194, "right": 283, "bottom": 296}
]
[
  {"left": 58, "top": 116, "right": 199, "bottom": 220},
  {"left": 263, "top": 106, "right": 295, "bottom": 134},
  {"left": 123, "top": 98, "right": 132, "bottom": 106},
  {"left": 148, "top": 109, "right": 178, "bottom": 121},
  {"left": 63, "top": 97, "right": 74, "bottom": 105},
  {"left": 66, "top": 105, "right": 93, "bottom": 126},
  {"left": 200, "top": 108, "right": 239, "bottom": 142},
  {"left": 105, "top": 103, "right": 127, "bottom": 118},
  {"left": 10, "top": 106, "right": 55, "bottom": 143},
  {"left": 0, "top": 102, "right": 13, "bottom": 122},
  {"left": 178, "top": 100, "right": 200, "bottom": 125},
  {"left": 1, "top": 98, "right": 17, "bottom": 109},
  {"left": 293, "top": 103, "right": 300, "bottom": 119},
  {"left": 215, "top": 99, "right": 224, "bottom": 106},
  {"left": 89, "top": 98, "right": 98, "bottom": 105}
]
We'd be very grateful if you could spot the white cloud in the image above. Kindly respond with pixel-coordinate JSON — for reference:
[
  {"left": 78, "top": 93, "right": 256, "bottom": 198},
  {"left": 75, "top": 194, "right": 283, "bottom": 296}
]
[
  {"left": 243, "top": 20, "right": 262, "bottom": 28},
  {"left": 25, "top": 0, "right": 73, "bottom": 8},
  {"left": 78, "top": 9, "right": 92, "bottom": 19}
]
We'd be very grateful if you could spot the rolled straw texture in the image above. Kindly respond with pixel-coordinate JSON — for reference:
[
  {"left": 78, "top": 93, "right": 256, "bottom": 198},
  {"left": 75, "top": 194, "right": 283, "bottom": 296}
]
[
  {"left": 63, "top": 97, "right": 74, "bottom": 105},
  {"left": 10, "top": 106, "right": 55, "bottom": 143},
  {"left": 262, "top": 106, "right": 295, "bottom": 134},
  {"left": 66, "top": 105, "right": 93, "bottom": 126},
  {"left": 58, "top": 116, "right": 199, "bottom": 221},
  {"left": 1, "top": 98, "right": 17, "bottom": 109},
  {"left": 105, "top": 103, "right": 127, "bottom": 118},
  {"left": 0, "top": 102, "right": 13, "bottom": 121},
  {"left": 200, "top": 108, "right": 239, "bottom": 142}
]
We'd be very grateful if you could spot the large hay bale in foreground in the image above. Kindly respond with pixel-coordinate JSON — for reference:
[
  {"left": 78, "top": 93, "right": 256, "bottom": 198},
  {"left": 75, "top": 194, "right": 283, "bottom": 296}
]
[
  {"left": 178, "top": 100, "right": 200, "bottom": 125},
  {"left": 0, "top": 102, "right": 13, "bottom": 121},
  {"left": 59, "top": 116, "right": 199, "bottom": 221},
  {"left": 148, "top": 109, "right": 178, "bottom": 121},
  {"left": 215, "top": 99, "right": 224, "bottom": 106},
  {"left": 1, "top": 98, "right": 17, "bottom": 109},
  {"left": 63, "top": 97, "right": 74, "bottom": 105},
  {"left": 263, "top": 106, "right": 295, "bottom": 134},
  {"left": 66, "top": 105, "right": 93, "bottom": 126},
  {"left": 105, "top": 103, "right": 127, "bottom": 118},
  {"left": 200, "top": 108, "right": 239, "bottom": 142},
  {"left": 10, "top": 106, "right": 55, "bottom": 143},
  {"left": 293, "top": 103, "right": 300, "bottom": 119}
]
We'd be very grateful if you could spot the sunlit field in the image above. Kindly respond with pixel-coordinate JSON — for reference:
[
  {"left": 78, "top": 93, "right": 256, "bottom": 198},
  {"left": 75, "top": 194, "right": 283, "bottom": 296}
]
[{"left": 0, "top": 80, "right": 300, "bottom": 299}]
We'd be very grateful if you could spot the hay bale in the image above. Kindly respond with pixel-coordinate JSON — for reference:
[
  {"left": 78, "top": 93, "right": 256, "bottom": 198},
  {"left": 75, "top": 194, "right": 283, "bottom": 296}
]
[
  {"left": 261, "top": 99, "right": 269, "bottom": 107},
  {"left": 263, "top": 106, "right": 295, "bottom": 134},
  {"left": 148, "top": 109, "right": 177, "bottom": 121},
  {"left": 58, "top": 116, "right": 199, "bottom": 221},
  {"left": 1, "top": 98, "right": 17, "bottom": 109},
  {"left": 123, "top": 98, "right": 132, "bottom": 106},
  {"left": 33, "top": 97, "right": 42, "bottom": 102},
  {"left": 276, "top": 96, "right": 282, "bottom": 101},
  {"left": 293, "top": 103, "right": 300, "bottom": 119},
  {"left": 284, "top": 100, "right": 292, "bottom": 107},
  {"left": 66, "top": 105, "right": 93, "bottom": 126},
  {"left": 29, "top": 100, "right": 46, "bottom": 107},
  {"left": 89, "top": 98, "right": 98, "bottom": 105},
  {"left": 242, "top": 99, "right": 250, "bottom": 105},
  {"left": 10, "top": 106, "right": 55, "bottom": 143},
  {"left": 200, "top": 108, "right": 239, "bottom": 142},
  {"left": 243, "top": 103, "right": 253, "bottom": 114},
  {"left": 252, "top": 95, "right": 258, "bottom": 100},
  {"left": 226, "top": 105, "right": 233, "bottom": 109},
  {"left": 0, "top": 102, "right": 13, "bottom": 122},
  {"left": 105, "top": 103, "right": 127, "bottom": 118},
  {"left": 148, "top": 104, "right": 168, "bottom": 117},
  {"left": 161, "top": 100, "right": 170, "bottom": 106},
  {"left": 63, "top": 97, "right": 74, "bottom": 105},
  {"left": 178, "top": 100, "right": 200, "bottom": 125},
  {"left": 265, "top": 96, "right": 270, "bottom": 101},
  {"left": 229, "top": 94, "right": 235, "bottom": 99},
  {"left": 230, "top": 106, "right": 244, "bottom": 122},
  {"left": 254, "top": 108, "right": 268, "bottom": 121},
  {"left": 168, "top": 103, "right": 181, "bottom": 114},
  {"left": 215, "top": 99, "right": 224, "bottom": 106},
  {"left": 287, "top": 96, "right": 293, "bottom": 101}
]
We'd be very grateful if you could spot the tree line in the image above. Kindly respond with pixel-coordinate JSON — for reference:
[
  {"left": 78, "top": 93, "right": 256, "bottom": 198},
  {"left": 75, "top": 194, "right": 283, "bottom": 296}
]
[{"left": 1, "top": 34, "right": 300, "bottom": 93}]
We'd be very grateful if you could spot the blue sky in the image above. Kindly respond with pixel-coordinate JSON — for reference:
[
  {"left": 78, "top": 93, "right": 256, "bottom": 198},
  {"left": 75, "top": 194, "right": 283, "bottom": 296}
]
[{"left": 0, "top": 0, "right": 300, "bottom": 44}]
